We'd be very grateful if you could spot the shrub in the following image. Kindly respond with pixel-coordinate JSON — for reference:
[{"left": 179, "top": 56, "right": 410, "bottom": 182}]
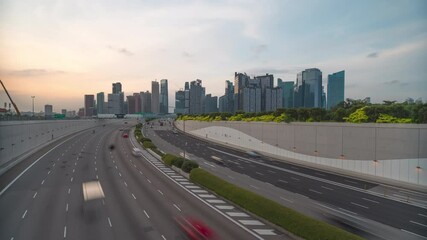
[
  {"left": 172, "top": 157, "right": 185, "bottom": 168},
  {"left": 162, "top": 154, "right": 176, "bottom": 166},
  {"left": 142, "top": 141, "right": 156, "bottom": 149},
  {"left": 190, "top": 168, "right": 362, "bottom": 240},
  {"left": 181, "top": 160, "right": 199, "bottom": 173}
]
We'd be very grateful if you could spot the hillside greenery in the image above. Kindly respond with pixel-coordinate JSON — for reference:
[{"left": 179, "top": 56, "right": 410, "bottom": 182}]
[{"left": 177, "top": 99, "right": 426, "bottom": 123}]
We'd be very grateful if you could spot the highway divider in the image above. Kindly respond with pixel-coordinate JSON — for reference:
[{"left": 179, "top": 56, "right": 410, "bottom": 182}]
[
  {"left": 161, "top": 153, "right": 199, "bottom": 173},
  {"left": 190, "top": 168, "right": 363, "bottom": 240}
]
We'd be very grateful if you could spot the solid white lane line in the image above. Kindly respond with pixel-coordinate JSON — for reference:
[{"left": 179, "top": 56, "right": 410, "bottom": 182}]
[
  {"left": 321, "top": 186, "right": 334, "bottom": 191},
  {"left": 173, "top": 204, "right": 181, "bottom": 211},
  {"left": 108, "top": 217, "right": 112, "bottom": 227},
  {"left": 22, "top": 210, "right": 28, "bottom": 219},
  {"left": 410, "top": 220, "right": 427, "bottom": 228},
  {"left": 249, "top": 185, "right": 259, "bottom": 190},
  {"left": 63, "top": 226, "right": 67, "bottom": 238},
  {"left": 33, "top": 192, "right": 38, "bottom": 198},
  {"left": 362, "top": 198, "right": 379, "bottom": 204},
  {"left": 401, "top": 229, "right": 427, "bottom": 239},
  {"left": 309, "top": 189, "right": 322, "bottom": 194},
  {"left": 280, "top": 197, "right": 294, "bottom": 203},
  {"left": 351, "top": 202, "right": 369, "bottom": 209},
  {"left": 158, "top": 190, "right": 164, "bottom": 195},
  {"left": 132, "top": 193, "right": 136, "bottom": 199},
  {"left": 41, "top": 180, "right": 45, "bottom": 185},
  {"left": 228, "top": 175, "right": 235, "bottom": 179},
  {"left": 419, "top": 213, "right": 427, "bottom": 218},
  {"left": 144, "top": 210, "right": 150, "bottom": 218}
]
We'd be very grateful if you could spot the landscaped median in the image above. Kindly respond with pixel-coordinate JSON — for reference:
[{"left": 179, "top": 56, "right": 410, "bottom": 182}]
[
  {"left": 134, "top": 123, "right": 164, "bottom": 157},
  {"left": 190, "top": 168, "right": 363, "bottom": 240}
]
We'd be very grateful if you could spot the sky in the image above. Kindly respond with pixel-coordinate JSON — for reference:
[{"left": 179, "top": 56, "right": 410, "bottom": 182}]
[{"left": 1, "top": 0, "right": 426, "bottom": 113}]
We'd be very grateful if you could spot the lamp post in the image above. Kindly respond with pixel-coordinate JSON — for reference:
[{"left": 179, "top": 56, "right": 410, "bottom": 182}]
[{"left": 31, "top": 96, "right": 35, "bottom": 117}]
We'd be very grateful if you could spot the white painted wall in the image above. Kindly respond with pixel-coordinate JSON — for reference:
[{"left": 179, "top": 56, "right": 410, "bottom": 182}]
[{"left": 175, "top": 120, "right": 427, "bottom": 186}]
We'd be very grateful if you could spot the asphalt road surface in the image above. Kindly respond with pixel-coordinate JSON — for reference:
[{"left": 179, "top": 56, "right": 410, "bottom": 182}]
[
  {"left": 144, "top": 120, "right": 427, "bottom": 240},
  {"left": 0, "top": 120, "right": 285, "bottom": 240}
]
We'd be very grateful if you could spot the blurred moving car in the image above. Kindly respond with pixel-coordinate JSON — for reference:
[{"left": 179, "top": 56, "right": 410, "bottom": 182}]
[
  {"left": 122, "top": 133, "right": 129, "bottom": 138},
  {"left": 132, "top": 147, "right": 143, "bottom": 157},
  {"left": 246, "top": 151, "right": 261, "bottom": 158},
  {"left": 175, "top": 216, "right": 216, "bottom": 240}
]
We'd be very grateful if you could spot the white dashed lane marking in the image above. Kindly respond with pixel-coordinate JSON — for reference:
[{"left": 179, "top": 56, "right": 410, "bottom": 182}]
[{"left": 239, "top": 220, "right": 264, "bottom": 226}]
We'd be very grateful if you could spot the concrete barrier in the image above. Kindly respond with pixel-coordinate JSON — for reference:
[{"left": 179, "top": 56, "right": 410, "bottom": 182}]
[
  {"left": 175, "top": 120, "right": 427, "bottom": 186},
  {"left": 0, "top": 120, "right": 99, "bottom": 171}
]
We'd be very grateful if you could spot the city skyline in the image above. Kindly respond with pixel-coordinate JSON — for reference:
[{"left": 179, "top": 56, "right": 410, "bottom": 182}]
[{"left": 1, "top": 0, "right": 427, "bottom": 112}]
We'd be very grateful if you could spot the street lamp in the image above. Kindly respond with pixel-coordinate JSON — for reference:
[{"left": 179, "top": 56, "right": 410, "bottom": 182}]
[{"left": 31, "top": 96, "right": 35, "bottom": 117}]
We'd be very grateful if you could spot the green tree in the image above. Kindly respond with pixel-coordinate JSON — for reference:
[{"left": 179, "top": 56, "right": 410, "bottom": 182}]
[{"left": 344, "top": 107, "right": 369, "bottom": 123}]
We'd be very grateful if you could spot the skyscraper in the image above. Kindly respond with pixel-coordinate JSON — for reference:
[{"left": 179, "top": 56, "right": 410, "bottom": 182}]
[
  {"left": 278, "top": 79, "right": 294, "bottom": 108},
  {"left": 234, "top": 72, "right": 251, "bottom": 111},
  {"left": 294, "top": 68, "right": 322, "bottom": 108},
  {"left": 133, "top": 93, "right": 141, "bottom": 113},
  {"left": 44, "top": 104, "right": 53, "bottom": 119},
  {"left": 327, "top": 70, "right": 345, "bottom": 110},
  {"left": 189, "top": 79, "right": 205, "bottom": 114},
  {"left": 160, "top": 79, "right": 168, "bottom": 114},
  {"left": 140, "top": 91, "right": 152, "bottom": 113},
  {"left": 126, "top": 95, "right": 136, "bottom": 114},
  {"left": 97, "top": 92, "right": 104, "bottom": 114},
  {"left": 112, "top": 82, "right": 122, "bottom": 94},
  {"left": 84, "top": 94, "right": 95, "bottom": 117},
  {"left": 204, "top": 94, "right": 218, "bottom": 113},
  {"left": 151, "top": 81, "right": 160, "bottom": 113}
]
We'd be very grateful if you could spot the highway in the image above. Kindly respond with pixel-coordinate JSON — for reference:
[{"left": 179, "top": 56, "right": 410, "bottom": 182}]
[
  {"left": 0, "top": 120, "right": 285, "bottom": 240},
  {"left": 144, "top": 120, "right": 427, "bottom": 240}
]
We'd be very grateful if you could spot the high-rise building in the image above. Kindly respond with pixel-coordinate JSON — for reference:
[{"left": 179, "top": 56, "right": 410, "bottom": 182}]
[
  {"left": 243, "top": 87, "right": 261, "bottom": 113},
  {"left": 204, "top": 94, "right": 218, "bottom": 113},
  {"left": 327, "top": 70, "right": 345, "bottom": 110},
  {"left": 151, "top": 81, "right": 160, "bottom": 114},
  {"left": 133, "top": 93, "right": 141, "bottom": 113},
  {"left": 44, "top": 104, "right": 53, "bottom": 118},
  {"left": 255, "top": 73, "right": 274, "bottom": 111},
  {"left": 189, "top": 79, "right": 205, "bottom": 114},
  {"left": 140, "top": 91, "right": 152, "bottom": 113},
  {"left": 97, "top": 92, "right": 105, "bottom": 114},
  {"left": 265, "top": 87, "right": 283, "bottom": 111},
  {"left": 84, "top": 94, "right": 95, "bottom": 117},
  {"left": 294, "top": 68, "right": 322, "bottom": 108},
  {"left": 234, "top": 72, "right": 251, "bottom": 111},
  {"left": 108, "top": 93, "right": 121, "bottom": 114},
  {"left": 160, "top": 79, "right": 169, "bottom": 114},
  {"left": 127, "top": 95, "right": 136, "bottom": 114},
  {"left": 175, "top": 90, "right": 187, "bottom": 114},
  {"left": 278, "top": 79, "right": 294, "bottom": 108},
  {"left": 224, "top": 80, "right": 234, "bottom": 113},
  {"left": 112, "top": 82, "right": 122, "bottom": 94}
]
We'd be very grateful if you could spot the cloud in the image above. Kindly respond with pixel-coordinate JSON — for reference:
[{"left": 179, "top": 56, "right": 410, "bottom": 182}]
[
  {"left": 182, "top": 51, "right": 193, "bottom": 58},
  {"left": 107, "top": 45, "right": 134, "bottom": 56},
  {"left": 367, "top": 52, "right": 379, "bottom": 58},
  {"left": 383, "top": 80, "right": 409, "bottom": 87},
  {"left": 252, "top": 44, "right": 268, "bottom": 57},
  {"left": 4, "top": 69, "right": 66, "bottom": 77}
]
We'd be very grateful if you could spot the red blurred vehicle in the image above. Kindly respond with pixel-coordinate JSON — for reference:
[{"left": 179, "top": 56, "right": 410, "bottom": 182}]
[
  {"left": 175, "top": 216, "right": 216, "bottom": 240},
  {"left": 122, "top": 133, "right": 128, "bottom": 138}
]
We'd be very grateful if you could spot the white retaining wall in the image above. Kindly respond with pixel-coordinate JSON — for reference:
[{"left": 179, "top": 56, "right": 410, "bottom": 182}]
[
  {"left": 175, "top": 120, "right": 427, "bottom": 186},
  {"left": 0, "top": 120, "right": 99, "bottom": 168}
]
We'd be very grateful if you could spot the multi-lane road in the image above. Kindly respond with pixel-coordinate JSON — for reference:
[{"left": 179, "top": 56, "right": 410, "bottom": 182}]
[
  {"left": 144, "top": 120, "right": 427, "bottom": 240},
  {"left": 0, "top": 120, "right": 286, "bottom": 240}
]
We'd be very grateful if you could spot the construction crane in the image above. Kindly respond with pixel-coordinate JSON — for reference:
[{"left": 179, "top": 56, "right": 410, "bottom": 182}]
[{"left": 0, "top": 79, "right": 21, "bottom": 117}]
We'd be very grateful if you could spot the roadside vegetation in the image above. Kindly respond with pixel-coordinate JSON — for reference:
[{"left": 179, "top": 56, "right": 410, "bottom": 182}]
[
  {"left": 162, "top": 153, "right": 199, "bottom": 173},
  {"left": 178, "top": 99, "right": 427, "bottom": 123},
  {"left": 190, "top": 168, "right": 363, "bottom": 240},
  {"left": 134, "top": 123, "right": 164, "bottom": 157}
]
